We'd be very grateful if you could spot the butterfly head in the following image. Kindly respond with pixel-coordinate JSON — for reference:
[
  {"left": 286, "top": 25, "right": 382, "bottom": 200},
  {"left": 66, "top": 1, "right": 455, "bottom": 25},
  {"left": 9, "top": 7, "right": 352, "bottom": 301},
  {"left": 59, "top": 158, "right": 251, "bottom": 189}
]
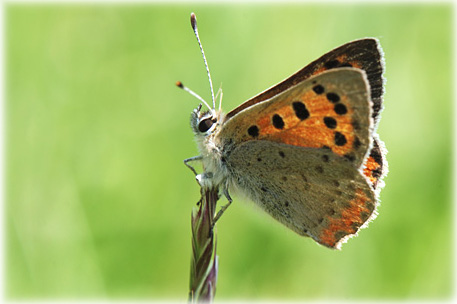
[
  {"left": 190, "top": 105, "right": 221, "bottom": 136},
  {"left": 179, "top": 13, "right": 226, "bottom": 140}
]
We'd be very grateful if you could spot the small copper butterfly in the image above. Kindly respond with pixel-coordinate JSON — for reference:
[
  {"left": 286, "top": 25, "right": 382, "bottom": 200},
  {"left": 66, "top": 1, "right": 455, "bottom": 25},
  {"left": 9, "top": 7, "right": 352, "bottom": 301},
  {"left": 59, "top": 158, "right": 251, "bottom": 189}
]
[{"left": 179, "top": 13, "right": 387, "bottom": 249}]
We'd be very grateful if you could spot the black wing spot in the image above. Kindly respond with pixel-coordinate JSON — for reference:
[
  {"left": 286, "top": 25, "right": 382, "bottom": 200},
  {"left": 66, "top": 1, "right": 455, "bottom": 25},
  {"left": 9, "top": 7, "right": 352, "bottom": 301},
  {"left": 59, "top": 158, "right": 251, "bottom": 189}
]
[
  {"left": 322, "top": 145, "right": 332, "bottom": 151},
  {"left": 292, "top": 101, "right": 310, "bottom": 120},
  {"left": 353, "top": 136, "right": 361, "bottom": 149},
  {"left": 323, "top": 117, "right": 337, "bottom": 129},
  {"left": 312, "top": 84, "right": 325, "bottom": 94},
  {"left": 370, "top": 141, "right": 383, "bottom": 165},
  {"left": 344, "top": 153, "right": 356, "bottom": 162},
  {"left": 334, "top": 132, "right": 347, "bottom": 146},
  {"left": 326, "top": 93, "right": 340, "bottom": 103},
  {"left": 272, "top": 114, "right": 285, "bottom": 129},
  {"left": 352, "top": 119, "right": 360, "bottom": 130},
  {"left": 248, "top": 125, "right": 259, "bottom": 137},
  {"left": 372, "top": 167, "right": 382, "bottom": 178},
  {"left": 334, "top": 103, "right": 347, "bottom": 115}
]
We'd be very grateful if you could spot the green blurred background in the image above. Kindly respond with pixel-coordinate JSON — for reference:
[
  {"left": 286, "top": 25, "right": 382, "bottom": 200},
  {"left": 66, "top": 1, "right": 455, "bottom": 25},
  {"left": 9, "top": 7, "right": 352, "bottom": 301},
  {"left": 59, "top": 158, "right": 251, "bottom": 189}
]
[{"left": 5, "top": 2, "right": 453, "bottom": 301}]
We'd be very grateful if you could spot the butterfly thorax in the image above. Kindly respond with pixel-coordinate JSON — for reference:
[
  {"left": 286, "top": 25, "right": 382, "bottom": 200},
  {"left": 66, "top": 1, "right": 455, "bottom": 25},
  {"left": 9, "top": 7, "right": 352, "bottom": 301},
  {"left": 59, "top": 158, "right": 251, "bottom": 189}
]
[{"left": 191, "top": 107, "right": 230, "bottom": 188}]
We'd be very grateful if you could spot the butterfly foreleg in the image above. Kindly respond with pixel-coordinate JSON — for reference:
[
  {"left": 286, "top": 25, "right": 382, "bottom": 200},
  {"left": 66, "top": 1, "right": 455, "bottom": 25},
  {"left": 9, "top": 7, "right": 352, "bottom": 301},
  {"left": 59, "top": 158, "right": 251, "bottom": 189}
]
[
  {"left": 186, "top": 155, "right": 233, "bottom": 225},
  {"left": 184, "top": 155, "right": 202, "bottom": 176}
]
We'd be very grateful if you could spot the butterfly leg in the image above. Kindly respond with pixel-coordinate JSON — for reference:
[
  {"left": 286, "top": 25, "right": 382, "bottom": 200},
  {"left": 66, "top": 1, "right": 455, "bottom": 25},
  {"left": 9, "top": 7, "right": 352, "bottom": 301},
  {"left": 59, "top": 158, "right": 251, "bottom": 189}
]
[
  {"left": 212, "top": 186, "right": 233, "bottom": 225},
  {"left": 184, "top": 155, "right": 202, "bottom": 176}
]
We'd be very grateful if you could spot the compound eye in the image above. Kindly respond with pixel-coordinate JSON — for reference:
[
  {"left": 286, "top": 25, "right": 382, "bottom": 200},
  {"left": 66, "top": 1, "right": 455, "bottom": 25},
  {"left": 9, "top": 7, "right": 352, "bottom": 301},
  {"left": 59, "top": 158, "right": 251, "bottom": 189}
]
[{"left": 198, "top": 118, "right": 216, "bottom": 133}]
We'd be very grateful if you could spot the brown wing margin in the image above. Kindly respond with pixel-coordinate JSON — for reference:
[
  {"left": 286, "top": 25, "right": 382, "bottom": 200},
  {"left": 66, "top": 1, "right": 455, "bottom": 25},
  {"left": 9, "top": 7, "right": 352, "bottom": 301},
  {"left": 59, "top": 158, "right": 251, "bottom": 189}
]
[
  {"left": 227, "top": 38, "right": 384, "bottom": 124},
  {"left": 363, "top": 136, "right": 387, "bottom": 190}
]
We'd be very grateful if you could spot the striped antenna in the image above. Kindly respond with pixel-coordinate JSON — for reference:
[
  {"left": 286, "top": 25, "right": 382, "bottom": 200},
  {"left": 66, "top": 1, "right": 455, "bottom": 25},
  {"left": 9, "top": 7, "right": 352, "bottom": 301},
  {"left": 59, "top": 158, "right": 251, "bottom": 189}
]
[
  {"left": 190, "top": 12, "right": 215, "bottom": 110},
  {"left": 176, "top": 81, "right": 212, "bottom": 111}
]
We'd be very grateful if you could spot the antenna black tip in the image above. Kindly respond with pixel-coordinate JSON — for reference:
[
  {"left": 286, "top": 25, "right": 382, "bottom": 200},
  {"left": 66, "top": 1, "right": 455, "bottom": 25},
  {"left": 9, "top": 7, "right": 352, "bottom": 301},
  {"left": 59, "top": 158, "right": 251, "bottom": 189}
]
[
  {"left": 188, "top": 12, "right": 215, "bottom": 109},
  {"left": 190, "top": 12, "right": 197, "bottom": 30},
  {"left": 176, "top": 81, "right": 184, "bottom": 88}
]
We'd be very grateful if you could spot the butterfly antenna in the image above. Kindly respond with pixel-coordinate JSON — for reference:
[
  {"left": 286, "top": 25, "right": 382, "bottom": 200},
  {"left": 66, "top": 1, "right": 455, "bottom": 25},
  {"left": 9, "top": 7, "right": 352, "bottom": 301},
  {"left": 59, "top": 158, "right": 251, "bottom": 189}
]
[
  {"left": 191, "top": 12, "right": 215, "bottom": 110},
  {"left": 215, "top": 84, "right": 223, "bottom": 111},
  {"left": 219, "top": 90, "right": 223, "bottom": 111},
  {"left": 176, "top": 81, "right": 213, "bottom": 111}
]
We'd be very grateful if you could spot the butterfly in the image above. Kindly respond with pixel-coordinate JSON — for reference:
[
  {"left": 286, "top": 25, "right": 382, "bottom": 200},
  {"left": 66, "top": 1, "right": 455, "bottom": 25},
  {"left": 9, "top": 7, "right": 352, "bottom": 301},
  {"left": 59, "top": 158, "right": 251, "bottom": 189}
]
[{"left": 180, "top": 13, "right": 387, "bottom": 249}]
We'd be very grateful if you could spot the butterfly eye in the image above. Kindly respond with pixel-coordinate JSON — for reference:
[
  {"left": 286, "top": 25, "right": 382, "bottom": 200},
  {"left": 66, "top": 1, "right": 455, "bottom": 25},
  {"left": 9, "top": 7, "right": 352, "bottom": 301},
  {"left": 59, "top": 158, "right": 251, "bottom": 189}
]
[{"left": 198, "top": 118, "right": 216, "bottom": 133}]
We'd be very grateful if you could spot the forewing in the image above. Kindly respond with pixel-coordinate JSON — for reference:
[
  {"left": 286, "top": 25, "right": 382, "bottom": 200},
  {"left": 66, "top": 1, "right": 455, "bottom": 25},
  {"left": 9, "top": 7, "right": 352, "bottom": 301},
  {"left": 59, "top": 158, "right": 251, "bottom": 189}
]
[
  {"left": 226, "top": 140, "right": 377, "bottom": 249},
  {"left": 226, "top": 38, "right": 384, "bottom": 124},
  {"left": 219, "top": 68, "right": 372, "bottom": 168}
]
